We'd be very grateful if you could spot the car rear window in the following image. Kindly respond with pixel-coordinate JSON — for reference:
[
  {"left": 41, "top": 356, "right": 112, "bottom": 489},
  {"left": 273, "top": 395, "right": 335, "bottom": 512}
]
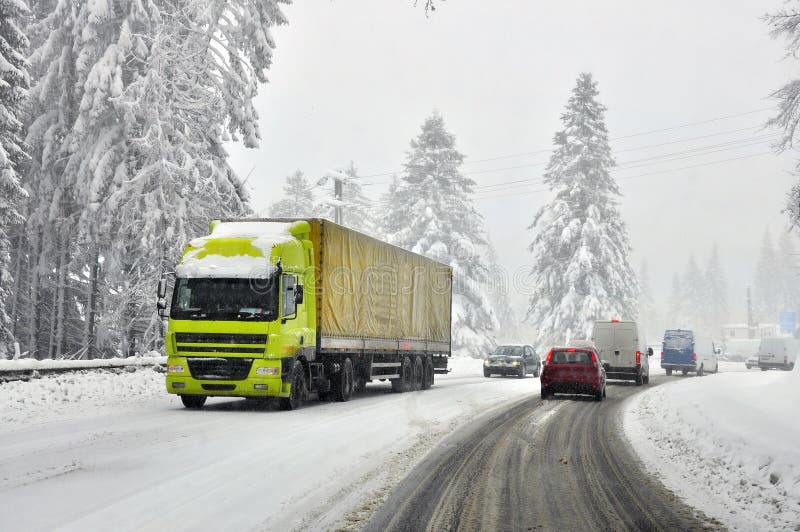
[{"left": 550, "top": 350, "right": 593, "bottom": 364}]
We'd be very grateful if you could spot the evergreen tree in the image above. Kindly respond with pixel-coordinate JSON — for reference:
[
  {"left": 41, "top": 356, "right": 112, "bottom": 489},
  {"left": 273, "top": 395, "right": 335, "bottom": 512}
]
[
  {"left": 776, "top": 231, "right": 800, "bottom": 319},
  {"left": 681, "top": 255, "right": 707, "bottom": 333},
  {"left": 0, "top": 0, "right": 30, "bottom": 358},
  {"left": 766, "top": 7, "right": 800, "bottom": 232},
  {"left": 269, "top": 171, "right": 316, "bottom": 217},
  {"left": 486, "top": 234, "right": 520, "bottom": 343},
  {"left": 704, "top": 244, "right": 728, "bottom": 336},
  {"left": 384, "top": 111, "right": 498, "bottom": 358},
  {"left": 638, "top": 260, "right": 660, "bottom": 341},
  {"left": 313, "top": 163, "right": 377, "bottom": 233},
  {"left": 16, "top": 0, "right": 288, "bottom": 358},
  {"left": 526, "top": 73, "right": 639, "bottom": 348},
  {"left": 753, "top": 229, "right": 780, "bottom": 323},
  {"left": 666, "top": 272, "right": 685, "bottom": 329}
]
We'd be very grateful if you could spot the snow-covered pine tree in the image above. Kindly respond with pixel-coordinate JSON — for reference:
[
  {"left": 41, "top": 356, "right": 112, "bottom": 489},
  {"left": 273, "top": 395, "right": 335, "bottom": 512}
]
[
  {"left": 385, "top": 111, "right": 498, "bottom": 358},
  {"left": 18, "top": 0, "right": 289, "bottom": 357},
  {"left": 486, "top": 234, "right": 520, "bottom": 343},
  {"left": 526, "top": 73, "right": 639, "bottom": 348},
  {"left": 766, "top": 6, "right": 800, "bottom": 232},
  {"left": 269, "top": 171, "right": 316, "bottom": 217},
  {"left": 638, "top": 260, "right": 660, "bottom": 341},
  {"left": 753, "top": 229, "right": 781, "bottom": 323},
  {"left": 680, "top": 255, "right": 707, "bottom": 333},
  {"left": 0, "top": 0, "right": 30, "bottom": 358},
  {"left": 776, "top": 230, "right": 800, "bottom": 319},
  {"left": 704, "top": 244, "right": 728, "bottom": 336},
  {"left": 313, "top": 163, "right": 377, "bottom": 233},
  {"left": 666, "top": 272, "right": 685, "bottom": 329}
]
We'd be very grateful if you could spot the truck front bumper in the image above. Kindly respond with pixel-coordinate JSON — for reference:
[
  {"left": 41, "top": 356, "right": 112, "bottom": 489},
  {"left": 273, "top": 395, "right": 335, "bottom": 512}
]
[{"left": 166, "top": 356, "right": 289, "bottom": 398}]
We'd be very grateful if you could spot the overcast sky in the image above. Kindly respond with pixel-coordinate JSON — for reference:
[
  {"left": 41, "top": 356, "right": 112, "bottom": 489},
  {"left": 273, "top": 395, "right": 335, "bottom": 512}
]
[{"left": 228, "top": 0, "right": 799, "bottom": 321}]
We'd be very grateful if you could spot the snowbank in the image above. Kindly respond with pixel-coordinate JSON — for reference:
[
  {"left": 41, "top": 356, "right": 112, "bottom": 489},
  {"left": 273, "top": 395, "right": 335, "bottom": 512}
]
[
  {"left": 625, "top": 366, "right": 800, "bottom": 530},
  {"left": 0, "top": 354, "right": 166, "bottom": 371}
]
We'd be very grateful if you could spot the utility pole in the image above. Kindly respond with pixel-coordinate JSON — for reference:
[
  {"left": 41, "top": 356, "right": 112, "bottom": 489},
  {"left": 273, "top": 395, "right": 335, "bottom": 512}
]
[{"left": 747, "top": 286, "right": 754, "bottom": 339}]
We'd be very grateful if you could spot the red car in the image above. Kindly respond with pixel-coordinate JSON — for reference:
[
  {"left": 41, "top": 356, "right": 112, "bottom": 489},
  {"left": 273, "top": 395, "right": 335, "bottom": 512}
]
[{"left": 540, "top": 346, "right": 607, "bottom": 401}]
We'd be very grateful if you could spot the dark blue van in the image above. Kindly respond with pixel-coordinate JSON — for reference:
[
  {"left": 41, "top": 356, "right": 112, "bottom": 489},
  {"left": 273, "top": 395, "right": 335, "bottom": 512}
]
[{"left": 662, "top": 329, "right": 696, "bottom": 376}]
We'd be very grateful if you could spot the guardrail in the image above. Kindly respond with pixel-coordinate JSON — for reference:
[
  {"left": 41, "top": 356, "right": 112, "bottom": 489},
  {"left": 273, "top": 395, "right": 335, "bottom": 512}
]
[{"left": 0, "top": 356, "right": 167, "bottom": 383}]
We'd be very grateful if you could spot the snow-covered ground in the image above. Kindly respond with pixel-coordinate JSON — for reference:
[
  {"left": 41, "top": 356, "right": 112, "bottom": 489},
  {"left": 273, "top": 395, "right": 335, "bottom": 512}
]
[
  {"left": 625, "top": 361, "right": 800, "bottom": 531},
  {"left": 0, "top": 357, "right": 537, "bottom": 531}
]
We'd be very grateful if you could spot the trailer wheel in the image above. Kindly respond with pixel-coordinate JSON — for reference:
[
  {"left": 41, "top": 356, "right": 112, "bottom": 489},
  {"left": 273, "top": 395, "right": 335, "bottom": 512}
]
[
  {"left": 392, "top": 356, "right": 412, "bottom": 393},
  {"left": 280, "top": 361, "right": 306, "bottom": 410},
  {"left": 422, "top": 357, "right": 434, "bottom": 390},
  {"left": 180, "top": 395, "right": 207, "bottom": 409},
  {"left": 332, "top": 357, "right": 354, "bottom": 402},
  {"left": 412, "top": 357, "right": 424, "bottom": 391}
]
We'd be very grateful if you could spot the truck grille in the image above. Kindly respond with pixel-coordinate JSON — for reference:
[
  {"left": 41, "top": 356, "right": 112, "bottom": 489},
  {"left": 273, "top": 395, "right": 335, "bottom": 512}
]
[
  {"left": 175, "top": 333, "right": 267, "bottom": 355},
  {"left": 187, "top": 358, "right": 254, "bottom": 381}
]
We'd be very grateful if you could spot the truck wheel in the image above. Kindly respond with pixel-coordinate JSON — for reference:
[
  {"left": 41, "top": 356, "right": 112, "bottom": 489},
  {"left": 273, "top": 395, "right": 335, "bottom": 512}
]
[
  {"left": 355, "top": 376, "right": 367, "bottom": 394},
  {"left": 421, "top": 357, "right": 434, "bottom": 390},
  {"left": 392, "top": 356, "right": 412, "bottom": 393},
  {"left": 181, "top": 395, "right": 207, "bottom": 409},
  {"left": 332, "top": 358, "right": 354, "bottom": 402},
  {"left": 412, "top": 357, "right": 424, "bottom": 391},
  {"left": 635, "top": 373, "right": 643, "bottom": 386},
  {"left": 280, "top": 361, "right": 306, "bottom": 410},
  {"left": 665, "top": 368, "right": 672, "bottom": 376}
]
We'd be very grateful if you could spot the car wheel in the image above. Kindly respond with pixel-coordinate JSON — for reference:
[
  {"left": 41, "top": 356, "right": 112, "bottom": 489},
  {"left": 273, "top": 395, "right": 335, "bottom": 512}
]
[
  {"left": 595, "top": 388, "right": 603, "bottom": 401},
  {"left": 714, "top": 364, "right": 719, "bottom": 374},
  {"left": 602, "top": 385, "right": 607, "bottom": 398},
  {"left": 697, "top": 365, "right": 704, "bottom": 377},
  {"left": 280, "top": 361, "right": 307, "bottom": 410},
  {"left": 483, "top": 368, "right": 491, "bottom": 378},
  {"left": 180, "top": 395, "right": 207, "bottom": 409},
  {"left": 534, "top": 365, "right": 540, "bottom": 378},
  {"left": 682, "top": 369, "right": 688, "bottom": 376},
  {"left": 761, "top": 367, "right": 768, "bottom": 371},
  {"left": 518, "top": 363, "right": 526, "bottom": 378},
  {"left": 541, "top": 387, "right": 550, "bottom": 399},
  {"left": 666, "top": 368, "right": 672, "bottom": 376}
]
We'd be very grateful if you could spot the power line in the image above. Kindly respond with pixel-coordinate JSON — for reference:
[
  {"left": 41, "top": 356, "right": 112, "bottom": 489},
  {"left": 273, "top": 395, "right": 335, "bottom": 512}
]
[
  {"left": 473, "top": 151, "right": 774, "bottom": 201},
  {"left": 359, "top": 125, "right": 774, "bottom": 189},
  {"left": 469, "top": 134, "right": 778, "bottom": 193},
  {"left": 355, "top": 107, "right": 774, "bottom": 180}
]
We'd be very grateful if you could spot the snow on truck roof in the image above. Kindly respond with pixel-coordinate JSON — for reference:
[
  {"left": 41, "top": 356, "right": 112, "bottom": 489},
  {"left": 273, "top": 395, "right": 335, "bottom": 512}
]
[{"left": 175, "top": 221, "right": 294, "bottom": 279}]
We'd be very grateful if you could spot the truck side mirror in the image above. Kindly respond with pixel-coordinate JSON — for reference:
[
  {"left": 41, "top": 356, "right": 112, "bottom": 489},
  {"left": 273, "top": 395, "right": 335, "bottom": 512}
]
[
  {"left": 157, "top": 278, "right": 167, "bottom": 299},
  {"left": 647, "top": 347, "right": 653, "bottom": 357},
  {"left": 157, "top": 298, "right": 167, "bottom": 318},
  {"left": 295, "top": 284, "right": 304, "bottom": 305}
]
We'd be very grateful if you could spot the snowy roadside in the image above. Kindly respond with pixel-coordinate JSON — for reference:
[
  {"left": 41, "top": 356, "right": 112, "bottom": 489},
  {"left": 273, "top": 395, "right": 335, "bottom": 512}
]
[
  {"left": 624, "top": 363, "right": 800, "bottom": 531},
  {"left": 0, "top": 356, "right": 539, "bottom": 532}
]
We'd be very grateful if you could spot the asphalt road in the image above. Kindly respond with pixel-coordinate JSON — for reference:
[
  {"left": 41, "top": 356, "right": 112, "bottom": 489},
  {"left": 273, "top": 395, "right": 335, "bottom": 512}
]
[{"left": 364, "top": 374, "right": 719, "bottom": 531}]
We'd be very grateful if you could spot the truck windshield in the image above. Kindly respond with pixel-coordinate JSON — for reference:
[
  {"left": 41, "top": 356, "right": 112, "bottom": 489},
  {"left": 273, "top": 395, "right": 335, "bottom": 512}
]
[{"left": 170, "top": 277, "right": 278, "bottom": 321}]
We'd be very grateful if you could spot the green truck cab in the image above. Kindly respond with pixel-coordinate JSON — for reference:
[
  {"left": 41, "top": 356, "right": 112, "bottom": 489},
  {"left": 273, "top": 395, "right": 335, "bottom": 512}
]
[{"left": 159, "top": 218, "right": 452, "bottom": 410}]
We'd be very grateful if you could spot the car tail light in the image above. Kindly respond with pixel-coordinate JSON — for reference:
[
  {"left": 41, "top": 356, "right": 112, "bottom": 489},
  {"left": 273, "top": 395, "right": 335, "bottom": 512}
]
[
  {"left": 567, "top": 348, "right": 576, "bottom": 352},
  {"left": 546, "top": 350, "right": 553, "bottom": 364},
  {"left": 692, "top": 353, "right": 697, "bottom": 360},
  {"left": 590, "top": 351, "right": 598, "bottom": 368},
  {"left": 635, "top": 351, "right": 641, "bottom": 365},
  {"left": 611, "top": 319, "right": 619, "bottom": 323}
]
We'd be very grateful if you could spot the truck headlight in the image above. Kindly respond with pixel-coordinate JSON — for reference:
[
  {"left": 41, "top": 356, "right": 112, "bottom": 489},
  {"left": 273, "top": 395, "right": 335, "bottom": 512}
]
[
  {"left": 256, "top": 367, "right": 280, "bottom": 376},
  {"left": 167, "top": 365, "right": 184, "bottom": 374}
]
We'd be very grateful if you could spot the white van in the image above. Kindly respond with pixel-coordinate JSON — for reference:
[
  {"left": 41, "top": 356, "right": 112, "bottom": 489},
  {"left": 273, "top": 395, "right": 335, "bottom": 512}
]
[
  {"left": 591, "top": 320, "right": 651, "bottom": 385},
  {"left": 694, "top": 336, "right": 719, "bottom": 376},
  {"left": 758, "top": 338, "right": 800, "bottom": 371}
]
